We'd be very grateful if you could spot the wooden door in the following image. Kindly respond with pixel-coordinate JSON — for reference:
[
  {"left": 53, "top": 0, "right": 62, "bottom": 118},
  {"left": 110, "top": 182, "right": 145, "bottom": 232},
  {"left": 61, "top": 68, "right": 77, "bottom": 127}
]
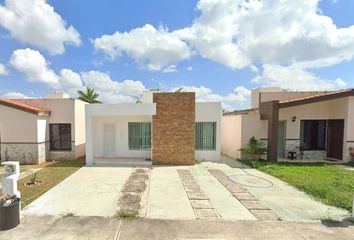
[{"left": 327, "top": 120, "right": 344, "bottom": 160}]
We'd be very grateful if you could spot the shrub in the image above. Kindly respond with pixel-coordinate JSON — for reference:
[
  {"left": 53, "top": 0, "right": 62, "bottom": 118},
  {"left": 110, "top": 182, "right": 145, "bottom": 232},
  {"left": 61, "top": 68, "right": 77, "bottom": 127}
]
[{"left": 240, "top": 137, "right": 266, "bottom": 160}]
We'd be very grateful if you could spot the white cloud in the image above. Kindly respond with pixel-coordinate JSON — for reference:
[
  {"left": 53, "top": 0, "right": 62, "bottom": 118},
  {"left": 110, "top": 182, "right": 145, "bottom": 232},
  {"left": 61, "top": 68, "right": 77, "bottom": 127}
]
[
  {"left": 93, "top": 0, "right": 354, "bottom": 79},
  {"left": 252, "top": 64, "right": 347, "bottom": 91},
  {"left": 176, "top": 0, "right": 354, "bottom": 69},
  {"left": 80, "top": 70, "right": 146, "bottom": 103},
  {"left": 81, "top": 71, "right": 119, "bottom": 92},
  {"left": 9, "top": 48, "right": 83, "bottom": 90},
  {"left": 10, "top": 48, "right": 59, "bottom": 85},
  {"left": 162, "top": 65, "right": 178, "bottom": 73},
  {"left": 187, "top": 66, "right": 193, "bottom": 71},
  {"left": 93, "top": 24, "right": 191, "bottom": 71},
  {"left": 0, "top": 0, "right": 81, "bottom": 54},
  {"left": 2, "top": 91, "right": 29, "bottom": 99},
  {"left": 171, "top": 85, "right": 251, "bottom": 111},
  {"left": 0, "top": 63, "right": 7, "bottom": 75},
  {"left": 59, "top": 69, "right": 83, "bottom": 89}
]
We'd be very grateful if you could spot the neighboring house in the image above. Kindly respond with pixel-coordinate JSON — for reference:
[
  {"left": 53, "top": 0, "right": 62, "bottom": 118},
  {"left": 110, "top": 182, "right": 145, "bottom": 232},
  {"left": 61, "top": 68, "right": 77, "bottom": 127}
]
[
  {"left": 222, "top": 87, "right": 354, "bottom": 162},
  {"left": 0, "top": 93, "right": 86, "bottom": 164},
  {"left": 85, "top": 91, "right": 221, "bottom": 165}
]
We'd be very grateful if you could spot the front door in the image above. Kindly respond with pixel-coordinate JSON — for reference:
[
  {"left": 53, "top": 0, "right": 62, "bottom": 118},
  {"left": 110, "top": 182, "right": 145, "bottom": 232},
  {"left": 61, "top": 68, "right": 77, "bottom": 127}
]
[
  {"left": 103, "top": 123, "right": 116, "bottom": 157},
  {"left": 327, "top": 120, "right": 344, "bottom": 160},
  {"left": 278, "top": 121, "right": 286, "bottom": 158}
]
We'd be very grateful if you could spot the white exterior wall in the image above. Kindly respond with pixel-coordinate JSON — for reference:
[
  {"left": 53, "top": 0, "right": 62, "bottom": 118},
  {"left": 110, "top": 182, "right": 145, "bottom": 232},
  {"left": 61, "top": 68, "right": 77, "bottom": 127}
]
[
  {"left": 85, "top": 103, "right": 156, "bottom": 165},
  {"left": 92, "top": 116, "right": 152, "bottom": 159},
  {"left": 195, "top": 102, "right": 222, "bottom": 161}
]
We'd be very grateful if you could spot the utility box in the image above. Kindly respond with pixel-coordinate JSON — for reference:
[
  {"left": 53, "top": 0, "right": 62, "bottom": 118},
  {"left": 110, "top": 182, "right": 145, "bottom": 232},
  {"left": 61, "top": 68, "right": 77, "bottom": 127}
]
[{"left": 1, "top": 161, "right": 21, "bottom": 198}]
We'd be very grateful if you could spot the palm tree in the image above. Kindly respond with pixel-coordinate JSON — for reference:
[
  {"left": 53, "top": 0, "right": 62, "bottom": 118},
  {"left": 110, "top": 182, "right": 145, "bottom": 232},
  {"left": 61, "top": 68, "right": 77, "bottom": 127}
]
[{"left": 77, "top": 87, "right": 102, "bottom": 103}]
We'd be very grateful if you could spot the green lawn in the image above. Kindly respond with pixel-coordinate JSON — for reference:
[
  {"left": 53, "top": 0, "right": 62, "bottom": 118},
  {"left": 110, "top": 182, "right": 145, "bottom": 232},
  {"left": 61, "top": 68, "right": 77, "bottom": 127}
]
[
  {"left": 18, "top": 159, "right": 85, "bottom": 208},
  {"left": 239, "top": 160, "right": 354, "bottom": 212}
]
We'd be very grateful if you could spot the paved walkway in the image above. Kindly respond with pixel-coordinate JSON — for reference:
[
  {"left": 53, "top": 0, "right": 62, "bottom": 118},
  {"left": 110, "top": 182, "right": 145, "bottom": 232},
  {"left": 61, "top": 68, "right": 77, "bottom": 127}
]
[{"left": 1, "top": 215, "right": 354, "bottom": 240}]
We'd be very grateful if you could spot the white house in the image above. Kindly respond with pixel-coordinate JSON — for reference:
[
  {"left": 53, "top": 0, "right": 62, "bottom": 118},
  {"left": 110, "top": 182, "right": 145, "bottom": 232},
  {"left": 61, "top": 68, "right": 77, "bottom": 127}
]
[{"left": 85, "top": 91, "right": 221, "bottom": 165}]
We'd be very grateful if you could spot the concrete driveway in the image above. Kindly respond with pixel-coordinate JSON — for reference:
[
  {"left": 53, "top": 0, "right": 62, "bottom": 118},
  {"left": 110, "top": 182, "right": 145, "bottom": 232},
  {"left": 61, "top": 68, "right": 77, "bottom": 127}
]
[
  {"left": 22, "top": 158, "right": 349, "bottom": 222},
  {"left": 23, "top": 166, "right": 133, "bottom": 217}
]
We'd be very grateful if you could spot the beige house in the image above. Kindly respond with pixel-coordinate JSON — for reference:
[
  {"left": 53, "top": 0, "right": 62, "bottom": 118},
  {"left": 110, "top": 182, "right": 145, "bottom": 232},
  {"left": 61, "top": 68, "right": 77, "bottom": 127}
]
[
  {"left": 222, "top": 87, "right": 354, "bottom": 162},
  {"left": 0, "top": 93, "right": 86, "bottom": 164}
]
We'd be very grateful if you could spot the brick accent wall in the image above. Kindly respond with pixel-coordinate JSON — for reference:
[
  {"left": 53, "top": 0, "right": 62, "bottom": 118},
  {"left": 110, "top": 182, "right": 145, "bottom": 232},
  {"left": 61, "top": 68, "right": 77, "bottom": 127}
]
[{"left": 152, "top": 92, "right": 195, "bottom": 165}]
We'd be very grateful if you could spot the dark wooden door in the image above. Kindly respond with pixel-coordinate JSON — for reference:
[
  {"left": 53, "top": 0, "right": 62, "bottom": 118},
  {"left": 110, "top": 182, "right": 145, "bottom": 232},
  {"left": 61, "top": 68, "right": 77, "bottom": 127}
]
[{"left": 327, "top": 120, "right": 344, "bottom": 160}]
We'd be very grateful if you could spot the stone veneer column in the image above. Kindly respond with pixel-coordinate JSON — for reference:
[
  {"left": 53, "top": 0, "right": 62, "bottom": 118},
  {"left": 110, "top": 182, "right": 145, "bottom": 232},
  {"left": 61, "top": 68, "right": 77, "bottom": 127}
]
[{"left": 152, "top": 92, "right": 195, "bottom": 165}]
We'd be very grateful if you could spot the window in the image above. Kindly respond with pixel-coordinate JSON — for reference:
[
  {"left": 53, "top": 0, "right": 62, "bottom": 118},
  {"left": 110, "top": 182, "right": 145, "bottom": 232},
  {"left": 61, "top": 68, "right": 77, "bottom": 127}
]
[
  {"left": 195, "top": 122, "right": 216, "bottom": 150},
  {"left": 300, "top": 120, "right": 326, "bottom": 150},
  {"left": 128, "top": 122, "right": 151, "bottom": 149},
  {"left": 49, "top": 124, "right": 72, "bottom": 151}
]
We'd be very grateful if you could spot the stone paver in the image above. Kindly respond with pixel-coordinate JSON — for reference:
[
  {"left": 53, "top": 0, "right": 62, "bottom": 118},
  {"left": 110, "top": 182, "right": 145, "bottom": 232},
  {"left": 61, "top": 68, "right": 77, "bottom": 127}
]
[
  {"left": 241, "top": 200, "right": 269, "bottom": 210},
  {"left": 233, "top": 192, "right": 258, "bottom": 201},
  {"left": 118, "top": 168, "right": 150, "bottom": 216},
  {"left": 177, "top": 169, "right": 218, "bottom": 220},
  {"left": 194, "top": 209, "right": 219, "bottom": 219}
]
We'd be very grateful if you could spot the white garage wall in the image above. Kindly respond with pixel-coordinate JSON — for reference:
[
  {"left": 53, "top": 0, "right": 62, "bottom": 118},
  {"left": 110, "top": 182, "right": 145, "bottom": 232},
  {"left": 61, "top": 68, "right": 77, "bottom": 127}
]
[{"left": 195, "top": 102, "right": 222, "bottom": 161}]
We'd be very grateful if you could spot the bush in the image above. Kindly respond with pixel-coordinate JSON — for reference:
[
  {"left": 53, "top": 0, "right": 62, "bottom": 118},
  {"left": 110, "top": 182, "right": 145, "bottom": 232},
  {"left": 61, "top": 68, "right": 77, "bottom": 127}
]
[
  {"left": 240, "top": 137, "right": 266, "bottom": 160},
  {"left": 349, "top": 147, "right": 354, "bottom": 161}
]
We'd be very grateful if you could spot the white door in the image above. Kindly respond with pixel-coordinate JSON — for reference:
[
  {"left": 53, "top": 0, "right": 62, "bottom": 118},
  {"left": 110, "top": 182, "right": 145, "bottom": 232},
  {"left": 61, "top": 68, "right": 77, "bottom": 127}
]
[{"left": 103, "top": 123, "right": 116, "bottom": 157}]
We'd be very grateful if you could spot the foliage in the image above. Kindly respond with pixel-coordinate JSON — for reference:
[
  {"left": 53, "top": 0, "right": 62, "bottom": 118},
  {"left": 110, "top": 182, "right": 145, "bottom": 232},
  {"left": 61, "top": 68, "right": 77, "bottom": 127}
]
[
  {"left": 77, "top": 87, "right": 102, "bottom": 103},
  {"left": 63, "top": 212, "right": 76, "bottom": 218},
  {"left": 135, "top": 97, "right": 142, "bottom": 103},
  {"left": 175, "top": 87, "right": 184, "bottom": 92},
  {"left": 240, "top": 137, "right": 266, "bottom": 160},
  {"left": 239, "top": 159, "right": 354, "bottom": 211},
  {"left": 349, "top": 147, "right": 354, "bottom": 161},
  {"left": 29, "top": 172, "right": 39, "bottom": 185},
  {"left": 116, "top": 211, "right": 138, "bottom": 220}
]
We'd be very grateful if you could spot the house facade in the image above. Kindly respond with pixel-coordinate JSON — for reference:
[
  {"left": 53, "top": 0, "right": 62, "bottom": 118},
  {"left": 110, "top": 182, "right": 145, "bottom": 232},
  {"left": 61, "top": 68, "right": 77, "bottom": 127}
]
[
  {"left": 0, "top": 93, "right": 86, "bottom": 164},
  {"left": 85, "top": 91, "right": 221, "bottom": 165},
  {"left": 222, "top": 87, "right": 354, "bottom": 162}
]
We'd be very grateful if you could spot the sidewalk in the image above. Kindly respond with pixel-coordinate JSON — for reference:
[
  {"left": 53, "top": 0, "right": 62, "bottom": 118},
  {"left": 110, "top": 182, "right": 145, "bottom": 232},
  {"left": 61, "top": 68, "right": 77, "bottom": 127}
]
[{"left": 1, "top": 215, "right": 353, "bottom": 240}]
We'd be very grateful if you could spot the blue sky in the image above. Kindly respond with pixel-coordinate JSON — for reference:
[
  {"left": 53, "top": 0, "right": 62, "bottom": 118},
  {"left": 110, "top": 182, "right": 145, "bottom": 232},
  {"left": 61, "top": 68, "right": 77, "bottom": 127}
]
[{"left": 0, "top": 0, "right": 353, "bottom": 110}]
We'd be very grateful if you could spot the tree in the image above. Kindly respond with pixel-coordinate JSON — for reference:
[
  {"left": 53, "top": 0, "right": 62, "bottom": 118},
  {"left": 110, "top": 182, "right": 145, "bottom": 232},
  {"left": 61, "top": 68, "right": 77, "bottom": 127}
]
[
  {"left": 77, "top": 87, "right": 102, "bottom": 103},
  {"left": 175, "top": 87, "right": 184, "bottom": 92}
]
